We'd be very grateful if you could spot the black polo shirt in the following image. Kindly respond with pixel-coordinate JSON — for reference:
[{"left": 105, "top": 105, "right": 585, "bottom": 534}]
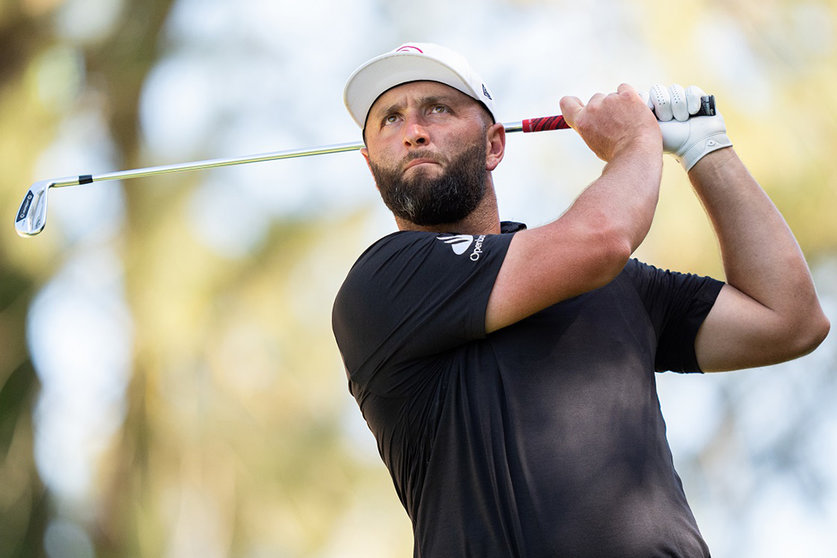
[{"left": 332, "top": 223, "right": 723, "bottom": 557}]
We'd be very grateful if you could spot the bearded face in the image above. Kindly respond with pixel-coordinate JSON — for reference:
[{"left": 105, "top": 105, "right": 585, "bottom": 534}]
[{"left": 368, "top": 143, "right": 488, "bottom": 227}]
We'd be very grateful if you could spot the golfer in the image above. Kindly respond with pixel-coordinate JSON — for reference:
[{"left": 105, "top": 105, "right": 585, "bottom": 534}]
[{"left": 332, "top": 43, "right": 829, "bottom": 557}]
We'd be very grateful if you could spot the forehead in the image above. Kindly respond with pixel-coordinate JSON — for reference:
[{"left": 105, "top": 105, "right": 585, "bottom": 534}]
[{"left": 368, "top": 81, "right": 477, "bottom": 116}]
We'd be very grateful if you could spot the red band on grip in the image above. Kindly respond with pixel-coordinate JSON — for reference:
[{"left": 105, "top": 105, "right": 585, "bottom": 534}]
[{"left": 522, "top": 115, "right": 569, "bottom": 133}]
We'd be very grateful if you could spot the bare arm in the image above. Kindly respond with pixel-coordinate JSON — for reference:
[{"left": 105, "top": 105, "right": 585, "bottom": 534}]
[
  {"left": 691, "top": 148, "right": 829, "bottom": 371},
  {"left": 485, "top": 84, "right": 663, "bottom": 333}
]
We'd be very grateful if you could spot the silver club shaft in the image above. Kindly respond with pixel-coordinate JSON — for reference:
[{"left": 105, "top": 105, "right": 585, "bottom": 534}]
[
  {"left": 14, "top": 95, "right": 716, "bottom": 238},
  {"left": 14, "top": 141, "right": 366, "bottom": 238}
]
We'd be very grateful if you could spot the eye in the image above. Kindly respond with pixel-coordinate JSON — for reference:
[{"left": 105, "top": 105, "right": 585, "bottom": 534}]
[
  {"left": 382, "top": 113, "right": 399, "bottom": 126},
  {"left": 430, "top": 104, "right": 449, "bottom": 114}
]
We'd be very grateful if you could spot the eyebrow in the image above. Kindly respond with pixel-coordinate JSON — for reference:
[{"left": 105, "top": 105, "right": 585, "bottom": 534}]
[{"left": 372, "top": 94, "right": 459, "bottom": 119}]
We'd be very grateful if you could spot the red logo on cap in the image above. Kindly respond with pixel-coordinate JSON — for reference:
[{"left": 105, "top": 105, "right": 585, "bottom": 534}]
[{"left": 396, "top": 45, "right": 424, "bottom": 53}]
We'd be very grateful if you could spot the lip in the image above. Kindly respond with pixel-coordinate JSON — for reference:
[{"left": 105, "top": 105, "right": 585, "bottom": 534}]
[{"left": 403, "top": 158, "right": 439, "bottom": 171}]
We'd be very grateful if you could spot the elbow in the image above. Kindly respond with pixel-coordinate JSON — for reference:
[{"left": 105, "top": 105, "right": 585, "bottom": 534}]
[
  {"left": 603, "top": 237, "right": 634, "bottom": 283},
  {"left": 780, "top": 303, "right": 830, "bottom": 361},
  {"left": 792, "top": 279, "right": 831, "bottom": 356},
  {"left": 591, "top": 203, "right": 653, "bottom": 287},
  {"left": 585, "top": 221, "right": 635, "bottom": 290},
  {"left": 797, "top": 307, "right": 830, "bottom": 357}
]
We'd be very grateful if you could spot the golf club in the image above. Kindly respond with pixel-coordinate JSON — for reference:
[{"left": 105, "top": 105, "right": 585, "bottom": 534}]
[{"left": 14, "top": 96, "right": 715, "bottom": 237}]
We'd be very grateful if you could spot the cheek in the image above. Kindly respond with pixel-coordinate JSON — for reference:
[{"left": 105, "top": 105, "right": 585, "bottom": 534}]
[
  {"left": 365, "top": 151, "right": 389, "bottom": 174},
  {"left": 365, "top": 150, "right": 401, "bottom": 182},
  {"left": 365, "top": 142, "right": 403, "bottom": 170}
]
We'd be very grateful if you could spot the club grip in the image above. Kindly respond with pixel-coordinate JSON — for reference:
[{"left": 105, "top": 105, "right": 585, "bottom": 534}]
[
  {"left": 521, "top": 115, "right": 569, "bottom": 133},
  {"left": 521, "top": 95, "right": 716, "bottom": 134}
]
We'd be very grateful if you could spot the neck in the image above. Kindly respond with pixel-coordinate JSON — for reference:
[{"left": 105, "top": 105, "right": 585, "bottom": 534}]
[{"left": 395, "top": 180, "right": 501, "bottom": 235}]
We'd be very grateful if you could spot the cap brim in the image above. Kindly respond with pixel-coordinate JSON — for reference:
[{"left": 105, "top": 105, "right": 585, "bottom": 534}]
[{"left": 344, "top": 52, "right": 478, "bottom": 129}]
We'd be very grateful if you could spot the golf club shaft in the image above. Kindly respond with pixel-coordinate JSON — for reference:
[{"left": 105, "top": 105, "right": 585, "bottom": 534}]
[
  {"left": 52, "top": 117, "right": 569, "bottom": 190},
  {"left": 73, "top": 141, "right": 368, "bottom": 188},
  {"left": 12, "top": 116, "right": 568, "bottom": 238},
  {"left": 38, "top": 93, "right": 718, "bottom": 189},
  {"left": 14, "top": 96, "right": 716, "bottom": 237}
]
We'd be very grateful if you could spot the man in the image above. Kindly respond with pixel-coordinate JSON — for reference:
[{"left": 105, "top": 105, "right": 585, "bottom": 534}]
[{"left": 332, "top": 43, "right": 829, "bottom": 557}]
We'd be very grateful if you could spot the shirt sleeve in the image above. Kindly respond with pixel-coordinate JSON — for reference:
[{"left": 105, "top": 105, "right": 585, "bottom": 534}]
[
  {"left": 624, "top": 259, "right": 725, "bottom": 373},
  {"left": 332, "top": 230, "right": 513, "bottom": 394}
]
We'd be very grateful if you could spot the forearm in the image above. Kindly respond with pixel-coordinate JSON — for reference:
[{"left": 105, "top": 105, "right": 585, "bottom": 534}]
[
  {"left": 569, "top": 141, "right": 662, "bottom": 254},
  {"left": 558, "top": 83, "right": 664, "bottom": 255},
  {"left": 689, "top": 147, "right": 829, "bottom": 367},
  {"left": 690, "top": 148, "right": 812, "bottom": 304}
]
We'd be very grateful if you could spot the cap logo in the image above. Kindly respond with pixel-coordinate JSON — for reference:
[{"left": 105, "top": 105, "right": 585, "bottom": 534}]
[
  {"left": 482, "top": 84, "right": 492, "bottom": 100},
  {"left": 396, "top": 45, "right": 424, "bottom": 53}
]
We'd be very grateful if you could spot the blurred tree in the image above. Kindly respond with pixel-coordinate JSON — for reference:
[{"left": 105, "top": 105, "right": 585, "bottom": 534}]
[
  {"left": 0, "top": 2, "right": 64, "bottom": 557},
  {"left": 0, "top": 267, "right": 47, "bottom": 558},
  {"left": 64, "top": 1, "right": 408, "bottom": 556},
  {"left": 1, "top": 1, "right": 835, "bottom": 557}
]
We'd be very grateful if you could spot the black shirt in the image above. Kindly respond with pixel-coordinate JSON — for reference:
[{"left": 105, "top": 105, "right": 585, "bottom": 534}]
[{"left": 332, "top": 224, "right": 724, "bottom": 557}]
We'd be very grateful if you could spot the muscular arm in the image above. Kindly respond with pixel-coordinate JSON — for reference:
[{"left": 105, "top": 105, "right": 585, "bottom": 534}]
[
  {"left": 485, "top": 85, "right": 663, "bottom": 333},
  {"left": 692, "top": 148, "right": 830, "bottom": 371}
]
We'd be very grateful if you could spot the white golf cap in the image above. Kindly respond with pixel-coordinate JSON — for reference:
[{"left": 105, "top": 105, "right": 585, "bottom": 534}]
[{"left": 343, "top": 42, "right": 497, "bottom": 129}]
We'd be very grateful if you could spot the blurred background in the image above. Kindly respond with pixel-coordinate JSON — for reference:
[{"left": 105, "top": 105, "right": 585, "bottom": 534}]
[{"left": 1, "top": 0, "right": 836, "bottom": 556}]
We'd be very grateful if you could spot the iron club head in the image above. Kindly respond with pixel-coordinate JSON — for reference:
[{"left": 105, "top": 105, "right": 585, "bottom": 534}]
[
  {"left": 15, "top": 180, "right": 52, "bottom": 237},
  {"left": 15, "top": 176, "right": 86, "bottom": 237}
]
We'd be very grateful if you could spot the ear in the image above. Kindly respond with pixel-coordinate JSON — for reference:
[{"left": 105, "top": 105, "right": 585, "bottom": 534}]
[
  {"left": 360, "top": 146, "right": 373, "bottom": 173},
  {"left": 485, "top": 122, "right": 506, "bottom": 172},
  {"left": 360, "top": 146, "right": 382, "bottom": 193}
]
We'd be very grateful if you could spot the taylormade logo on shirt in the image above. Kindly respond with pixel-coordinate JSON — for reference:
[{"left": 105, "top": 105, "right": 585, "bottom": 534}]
[{"left": 437, "top": 234, "right": 486, "bottom": 261}]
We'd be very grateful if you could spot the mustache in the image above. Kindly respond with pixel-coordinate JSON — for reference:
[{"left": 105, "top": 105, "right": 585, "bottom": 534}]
[{"left": 402, "top": 150, "right": 444, "bottom": 166}]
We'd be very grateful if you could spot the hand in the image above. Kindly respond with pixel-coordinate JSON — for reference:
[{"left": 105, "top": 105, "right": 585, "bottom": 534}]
[
  {"left": 560, "top": 83, "right": 662, "bottom": 163},
  {"left": 645, "top": 84, "right": 732, "bottom": 170}
]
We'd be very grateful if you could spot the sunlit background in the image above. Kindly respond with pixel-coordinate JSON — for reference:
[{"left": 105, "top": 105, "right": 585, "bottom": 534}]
[{"left": 1, "top": 0, "right": 836, "bottom": 556}]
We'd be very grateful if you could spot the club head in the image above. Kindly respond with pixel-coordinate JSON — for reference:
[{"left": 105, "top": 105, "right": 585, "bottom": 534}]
[{"left": 15, "top": 180, "right": 52, "bottom": 237}]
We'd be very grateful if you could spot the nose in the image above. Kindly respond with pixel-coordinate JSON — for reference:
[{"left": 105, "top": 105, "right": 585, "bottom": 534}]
[{"left": 403, "top": 115, "right": 430, "bottom": 147}]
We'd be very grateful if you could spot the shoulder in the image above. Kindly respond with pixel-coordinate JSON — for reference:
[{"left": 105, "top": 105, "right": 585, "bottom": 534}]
[
  {"left": 332, "top": 229, "right": 517, "bottom": 380},
  {"left": 333, "top": 229, "right": 515, "bottom": 331},
  {"left": 346, "top": 229, "right": 514, "bottom": 284}
]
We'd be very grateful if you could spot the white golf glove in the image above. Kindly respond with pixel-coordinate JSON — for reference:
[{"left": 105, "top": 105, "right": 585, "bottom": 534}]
[{"left": 644, "top": 84, "right": 732, "bottom": 171}]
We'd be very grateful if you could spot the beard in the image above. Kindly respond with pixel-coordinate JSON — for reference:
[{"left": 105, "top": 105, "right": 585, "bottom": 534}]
[{"left": 369, "top": 143, "right": 488, "bottom": 226}]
